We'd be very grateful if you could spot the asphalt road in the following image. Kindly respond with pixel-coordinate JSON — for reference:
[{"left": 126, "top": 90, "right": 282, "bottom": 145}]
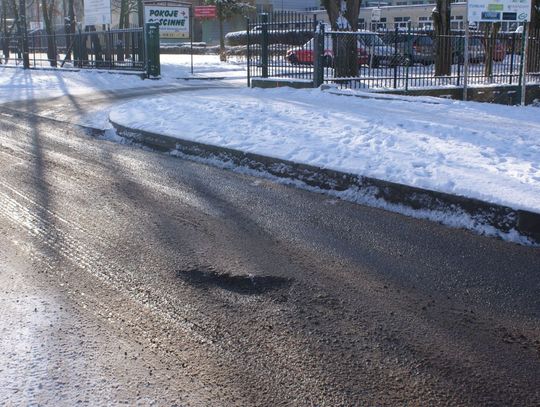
[{"left": 0, "top": 89, "right": 539, "bottom": 406}]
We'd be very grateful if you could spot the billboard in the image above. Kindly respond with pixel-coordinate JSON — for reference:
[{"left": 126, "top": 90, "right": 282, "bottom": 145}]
[
  {"left": 468, "top": 0, "right": 532, "bottom": 23},
  {"left": 84, "top": 0, "right": 112, "bottom": 26},
  {"left": 194, "top": 5, "right": 217, "bottom": 19},
  {"left": 144, "top": 6, "right": 190, "bottom": 39}
]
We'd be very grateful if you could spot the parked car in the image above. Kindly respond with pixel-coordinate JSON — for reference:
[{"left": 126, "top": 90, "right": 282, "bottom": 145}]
[
  {"left": 382, "top": 32, "right": 435, "bottom": 65},
  {"left": 489, "top": 39, "right": 507, "bottom": 61},
  {"left": 286, "top": 30, "right": 402, "bottom": 68},
  {"left": 286, "top": 37, "right": 369, "bottom": 67},
  {"left": 450, "top": 36, "right": 486, "bottom": 63},
  {"left": 356, "top": 30, "right": 402, "bottom": 67}
]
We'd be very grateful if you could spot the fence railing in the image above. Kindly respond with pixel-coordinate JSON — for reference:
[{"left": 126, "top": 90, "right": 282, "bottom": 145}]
[
  {"left": 2, "top": 28, "right": 145, "bottom": 71},
  {"left": 247, "top": 13, "right": 540, "bottom": 92}
]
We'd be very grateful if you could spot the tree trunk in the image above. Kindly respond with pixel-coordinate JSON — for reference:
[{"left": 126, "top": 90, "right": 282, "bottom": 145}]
[
  {"left": 323, "top": 0, "right": 362, "bottom": 78},
  {"left": 219, "top": 15, "right": 226, "bottom": 62},
  {"left": 10, "top": 0, "right": 20, "bottom": 60},
  {"left": 1, "top": 0, "right": 11, "bottom": 61},
  {"left": 433, "top": 0, "right": 451, "bottom": 76},
  {"left": 123, "top": 9, "right": 130, "bottom": 59},
  {"left": 484, "top": 22, "right": 500, "bottom": 79},
  {"left": 527, "top": 0, "right": 540, "bottom": 73},
  {"left": 42, "top": 0, "right": 57, "bottom": 67},
  {"left": 137, "top": 0, "right": 144, "bottom": 62},
  {"left": 119, "top": 0, "right": 127, "bottom": 29},
  {"left": 64, "top": 0, "right": 76, "bottom": 60},
  {"left": 343, "top": 0, "right": 360, "bottom": 76},
  {"left": 138, "top": 0, "right": 144, "bottom": 27}
]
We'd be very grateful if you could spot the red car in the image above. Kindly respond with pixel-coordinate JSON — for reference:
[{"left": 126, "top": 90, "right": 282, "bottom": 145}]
[
  {"left": 287, "top": 37, "right": 369, "bottom": 67},
  {"left": 493, "top": 39, "right": 506, "bottom": 62}
]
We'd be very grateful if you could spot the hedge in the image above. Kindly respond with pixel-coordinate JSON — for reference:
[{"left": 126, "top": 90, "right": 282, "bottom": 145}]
[{"left": 226, "top": 29, "right": 313, "bottom": 47}]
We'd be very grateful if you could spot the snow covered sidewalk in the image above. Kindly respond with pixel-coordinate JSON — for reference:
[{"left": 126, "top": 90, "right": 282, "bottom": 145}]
[
  {"left": 0, "top": 55, "right": 246, "bottom": 104},
  {"left": 109, "top": 87, "right": 540, "bottom": 216}
]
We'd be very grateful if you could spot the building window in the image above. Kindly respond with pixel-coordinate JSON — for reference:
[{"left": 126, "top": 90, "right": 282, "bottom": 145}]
[
  {"left": 394, "top": 16, "right": 411, "bottom": 29},
  {"left": 418, "top": 16, "right": 432, "bottom": 28}
]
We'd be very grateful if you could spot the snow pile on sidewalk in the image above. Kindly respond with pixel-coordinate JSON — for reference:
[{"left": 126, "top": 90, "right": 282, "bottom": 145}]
[
  {"left": 0, "top": 55, "right": 245, "bottom": 103},
  {"left": 109, "top": 87, "right": 540, "bottom": 214}
]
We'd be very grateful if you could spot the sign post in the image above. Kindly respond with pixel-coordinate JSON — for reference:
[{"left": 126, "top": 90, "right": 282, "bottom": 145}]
[
  {"left": 463, "top": 2, "right": 469, "bottom": 101},
  {"left": 145, "top": 22, "right": 161, "bottom": 79},
  {"left": 193, "top": 5, "right": 218, "bottom": 75}
]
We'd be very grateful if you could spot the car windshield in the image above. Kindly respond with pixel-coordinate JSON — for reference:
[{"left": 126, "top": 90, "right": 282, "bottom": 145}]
[
  {"left": 415, "top": 36, "right": 433, "bottom": 45},
  {"left": 360, "top": 34, "right": 385, "bottom": 47}
]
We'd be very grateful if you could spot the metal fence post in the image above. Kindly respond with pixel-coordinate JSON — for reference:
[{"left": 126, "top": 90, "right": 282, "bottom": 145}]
[
  {"left": 405, "top": 23, "right": 410, "bottom": 92},
  {"left": 520, "top": 23, "right": 529, "bottom": 105},
  {"left": 393, "top": 26, "right": 398, "bottom": 89},
  {"left": 463, "top": 24, "right": 470, "bottom": 101},
  {"left": 247, "top": 18, "right": 251, "bottom": 87},
  {"left": 261, "top": 13, "right": 268, "bottom": 78},
  {"left": 313, "top": 22, "right": 324, "bottom": 87},
  {"left": 145, "top": 22, "right": 161, "bottom": 79},
  {"left": 509, "top": 33, "right": 516, "bottom": 85}
]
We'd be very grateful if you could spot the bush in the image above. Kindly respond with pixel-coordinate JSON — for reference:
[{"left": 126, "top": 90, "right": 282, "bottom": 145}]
[{"left": 226, "top": 29, "right": 313, "bottom": 47}]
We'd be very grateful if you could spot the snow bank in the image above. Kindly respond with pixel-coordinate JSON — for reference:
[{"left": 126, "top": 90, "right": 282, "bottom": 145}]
[{"left": 109, "top": 87, "right": 540, "bottom": 213}]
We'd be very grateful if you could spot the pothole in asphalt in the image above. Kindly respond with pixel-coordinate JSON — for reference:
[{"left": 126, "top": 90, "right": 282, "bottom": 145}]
[{"left": 176, "top": 266, "right": 293, "bottom": 295}]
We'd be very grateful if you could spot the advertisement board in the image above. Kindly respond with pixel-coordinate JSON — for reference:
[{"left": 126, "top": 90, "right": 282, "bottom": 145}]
[
  {"left": 468, "top": 0, "right": 532, "bottom": 22},
  {"left": 144, "top": 6, "right": 190, "bottom": 39},
  {"left": 194, "top": 5, "right": 217, "bottom": 19},
  {"left": 84, "top": 0, "right": 112, "bottom": 26}
]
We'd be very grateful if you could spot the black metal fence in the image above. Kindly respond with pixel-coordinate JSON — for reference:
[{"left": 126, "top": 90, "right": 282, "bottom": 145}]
[
  {"left": 247, "top": 12, "right": 318, "bottom": 84},
  {"left": 2, "top": 28, "right": 145, "bottom": 71},
  {"left": 247, "top": 12, "right": 540, "bottom": 91}
]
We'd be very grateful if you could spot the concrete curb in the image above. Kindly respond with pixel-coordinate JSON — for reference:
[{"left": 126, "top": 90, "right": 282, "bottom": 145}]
[{"left": 110, "top": 119, "right": 540, "bottom": 244}]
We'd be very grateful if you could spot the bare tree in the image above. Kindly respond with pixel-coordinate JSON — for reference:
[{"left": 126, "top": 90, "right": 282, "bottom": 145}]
[
  {"left": 527, "top": 0, "right": 540, "bottom": 72},
  {"left": 483, "top": 22, "right": 500, "bottom": 79},
  {"left": 112, "top": 0, "right": 137, "bottom": 29},
  {"left": 41, "top": 0, "right": 57, "bottom": 66},
  {"left": 206, "top": 0, "right": 254, "bottom": 62},
  {"left": 63, "top": 0, "right": 75, "bottom": 61},
  {"left": 432, "top": 0, "right": 451, "bottom": 76},
  {"left": 0, "top": 0, "right": 16, "bottom": 62},
  {"left": 322, "top": 0, "right": 361, "bottom": 78}
]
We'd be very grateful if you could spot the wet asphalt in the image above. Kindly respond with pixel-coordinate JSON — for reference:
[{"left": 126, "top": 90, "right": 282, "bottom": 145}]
[{"left": 0, "top": 87, "right": 539, "bottom": 406}]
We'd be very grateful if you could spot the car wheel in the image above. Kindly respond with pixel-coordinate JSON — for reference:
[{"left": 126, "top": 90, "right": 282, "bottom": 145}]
[
  {"left": 288, "top": 54, "right": 298, "bottom": 65},
  {"left": 323, "top": 55, "right": 333, "bottom": 68},
  {"left": 452, "top": 53, "right": 464, "bottom": 64}
]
